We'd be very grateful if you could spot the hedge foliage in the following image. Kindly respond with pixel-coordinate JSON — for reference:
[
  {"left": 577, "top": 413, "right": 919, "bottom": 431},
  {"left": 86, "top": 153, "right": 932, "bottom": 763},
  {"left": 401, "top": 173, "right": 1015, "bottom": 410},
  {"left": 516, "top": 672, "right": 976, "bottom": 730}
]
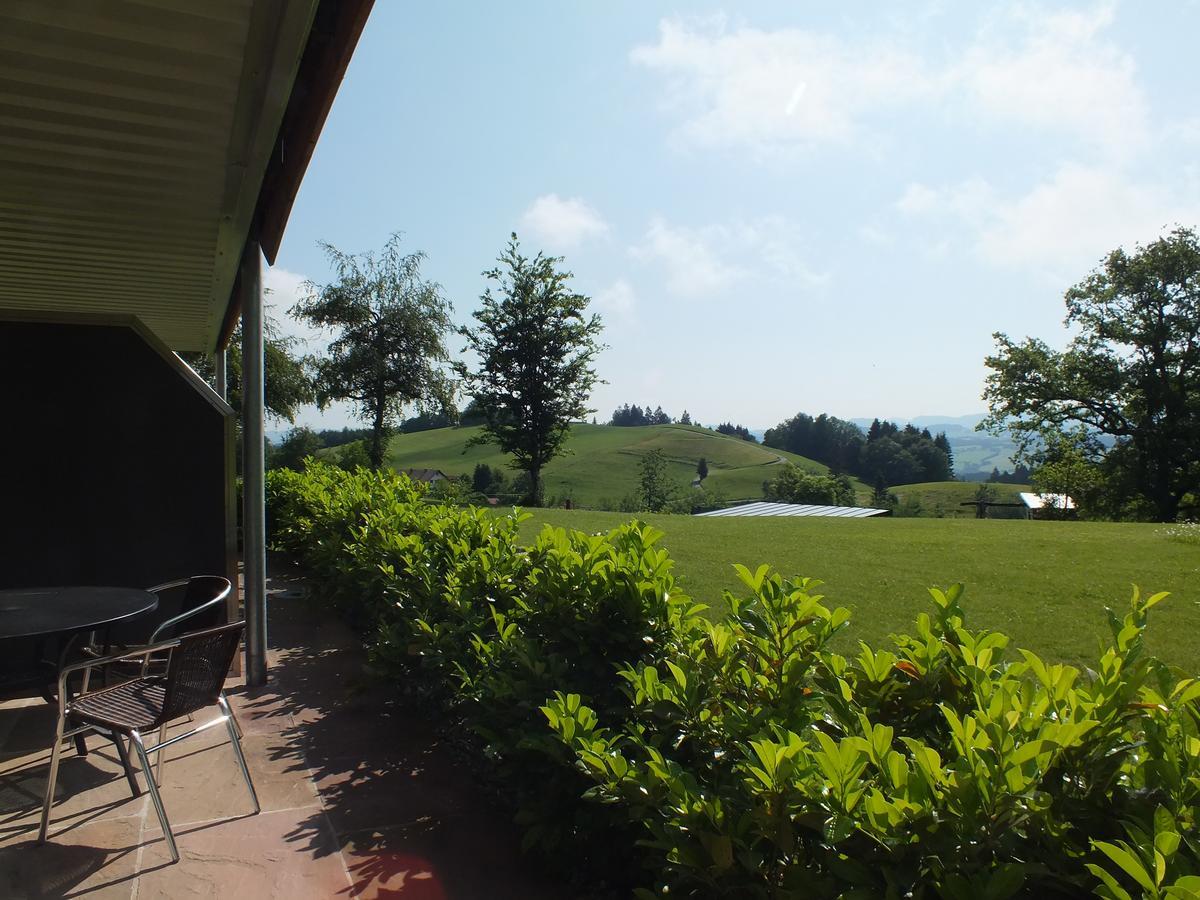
[{"left": 267, "top": 462, "right": 1200, "bottom": 899}]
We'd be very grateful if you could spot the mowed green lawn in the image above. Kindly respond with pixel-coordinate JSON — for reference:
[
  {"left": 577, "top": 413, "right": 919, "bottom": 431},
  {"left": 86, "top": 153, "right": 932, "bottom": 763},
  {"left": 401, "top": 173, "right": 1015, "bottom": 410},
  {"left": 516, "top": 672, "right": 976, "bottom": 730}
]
[
  {"left": 382, "top": 423, "right": 866, "bottom": 506},
  {"left": 514, "top": 510, "right": 1200, "bottom": 671}
]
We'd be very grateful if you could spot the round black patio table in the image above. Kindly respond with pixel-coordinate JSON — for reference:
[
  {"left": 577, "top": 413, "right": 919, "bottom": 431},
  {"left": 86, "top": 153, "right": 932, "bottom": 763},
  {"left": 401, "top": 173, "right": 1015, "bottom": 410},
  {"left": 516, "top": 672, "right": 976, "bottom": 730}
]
[
  {"left": 0, "top": 586, "right": 158, "bottom": 767},
  {"left": 0, "top": 586, "right": 158, "bottom": 640}
]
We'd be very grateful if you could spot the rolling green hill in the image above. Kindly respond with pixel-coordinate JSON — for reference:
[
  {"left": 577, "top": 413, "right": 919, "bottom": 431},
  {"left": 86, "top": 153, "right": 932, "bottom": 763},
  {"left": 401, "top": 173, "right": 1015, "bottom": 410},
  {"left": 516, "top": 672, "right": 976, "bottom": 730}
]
[{"left": 376, "top": 423, "right": 866, "bottom": 507}]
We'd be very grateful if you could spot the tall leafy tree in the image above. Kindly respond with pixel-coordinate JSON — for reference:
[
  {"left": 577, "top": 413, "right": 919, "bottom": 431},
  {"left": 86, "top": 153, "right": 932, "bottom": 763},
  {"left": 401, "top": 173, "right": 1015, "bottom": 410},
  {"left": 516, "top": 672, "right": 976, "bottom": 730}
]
[
  {"left": 183, "top": 320, "right": 315, "bottom": 424},
  {"left": 639, "top": 449, "right": 674, "bottom": 512},
  {"left": 456, "top": 234, "right": 605, "bottom": 505},
  {"left": 982, "top": 227, "right": 1200, "bottom": 521},
  {"left": 292, "top": 234, "right": 454, "bottom": 468}
]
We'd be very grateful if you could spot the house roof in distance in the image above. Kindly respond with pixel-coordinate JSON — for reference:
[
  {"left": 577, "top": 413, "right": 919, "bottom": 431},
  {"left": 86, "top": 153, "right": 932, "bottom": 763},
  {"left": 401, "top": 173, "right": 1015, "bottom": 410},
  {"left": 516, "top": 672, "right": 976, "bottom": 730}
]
[
  {"left": 696, "top": 501, "right": 890, "bottom": 519},
  {"left": 403, "top": 468, "right": 449, "bottom": 482},
  {"left": 1019, "top": 492, "right": 1075, "bottom": 510}
]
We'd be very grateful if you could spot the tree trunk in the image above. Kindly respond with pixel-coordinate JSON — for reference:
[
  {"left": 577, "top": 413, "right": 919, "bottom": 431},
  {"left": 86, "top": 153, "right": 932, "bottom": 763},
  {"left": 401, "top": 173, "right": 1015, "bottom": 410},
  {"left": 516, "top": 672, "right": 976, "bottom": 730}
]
[
  {"left": 370, "top": 403, "right": 386, "bottom": 468},
  {"left": 527, "top": 466, "right": 542, "bottom": 507},
  {"left": 1155, "top": 489, "right": 1180, "bottom": 523}
]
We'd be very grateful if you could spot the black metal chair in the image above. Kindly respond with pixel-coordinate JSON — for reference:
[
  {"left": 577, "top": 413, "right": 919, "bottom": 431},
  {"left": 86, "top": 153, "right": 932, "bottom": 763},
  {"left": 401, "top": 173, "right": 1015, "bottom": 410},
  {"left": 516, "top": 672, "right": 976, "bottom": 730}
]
[
  {"left": 82, "top": 575, "right": 233, "bottom": 696},
  {"left": 38, "top": 621, "right": 258, "bottom": 863}
]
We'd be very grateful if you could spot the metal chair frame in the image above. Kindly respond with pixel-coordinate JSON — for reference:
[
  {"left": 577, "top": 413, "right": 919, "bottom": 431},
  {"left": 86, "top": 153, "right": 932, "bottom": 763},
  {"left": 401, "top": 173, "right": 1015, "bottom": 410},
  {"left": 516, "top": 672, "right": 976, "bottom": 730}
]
[
  {"left": 143, "top": 576, "right": 233, "bottom": 645},
  {"left": 37, "top": 625, "right": 258, "bottom": 863},
  {"left": 82, "top": 576, "right": 242, "bottom": 738}
]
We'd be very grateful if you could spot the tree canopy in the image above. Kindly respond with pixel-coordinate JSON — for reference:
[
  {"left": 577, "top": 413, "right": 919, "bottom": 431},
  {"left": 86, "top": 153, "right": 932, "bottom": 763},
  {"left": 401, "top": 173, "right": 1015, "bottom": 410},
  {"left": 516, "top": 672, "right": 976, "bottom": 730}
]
[
  {"left": 763, "top": 466, "right": 856, "bottom": 506},
  {"left": 291, "top": 234, "right": 454, "bottom": 468},
  {"left": 982, "top": 226, "right": 1200, "bottom": 521},
  {"left": 764, "top": 412, "right": 952, "bottom": 486},
  {"left": 455, "top": 234, "right": 605, "bottom": 505},
  {"left": 610, "top": 403, "right": 672, "bottom": 426},
  {"left": 182, "top": 321, "right": 315, "bottom": 424}
]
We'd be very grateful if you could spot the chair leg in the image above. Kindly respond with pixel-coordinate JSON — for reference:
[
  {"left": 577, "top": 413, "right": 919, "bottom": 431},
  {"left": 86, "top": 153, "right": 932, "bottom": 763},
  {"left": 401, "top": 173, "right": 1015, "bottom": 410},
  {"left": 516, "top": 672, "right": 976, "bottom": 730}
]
[
  {"left": 112, "top": 733, "right": 141, "bottom": 797},
  {"left": 37, "top": 707, "right": 69, "bottom": 842},
  {"left": 132, "top": 730, "right": 179, "bottom": 864},
  {"left": 155, "top": 722, "right": 168, "bottom": 786},
  {"left": 218, "top": 695, "right": 259, "bottom": 814},
  {"left": 227, "top": 704, "right": 244, "bottom": 741}
]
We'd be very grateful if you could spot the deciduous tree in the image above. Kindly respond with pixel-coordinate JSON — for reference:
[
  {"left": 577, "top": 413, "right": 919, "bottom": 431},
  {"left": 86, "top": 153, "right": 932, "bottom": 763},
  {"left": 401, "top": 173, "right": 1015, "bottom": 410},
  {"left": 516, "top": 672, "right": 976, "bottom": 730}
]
[
  {"left": 639, "top": 449, "right": 675, "bottom": 512},
  {"left": 292, "top": 234, "right": 454, "bottom": 468},
  {"left": 982, "top": 227, "right": 1200, "bottom": 521},
  {"left": 183, "top": 321, "right": 315, "bottom": 424},
  {"left": 455, "top": 234, "right": 605, "bottom": 505}
]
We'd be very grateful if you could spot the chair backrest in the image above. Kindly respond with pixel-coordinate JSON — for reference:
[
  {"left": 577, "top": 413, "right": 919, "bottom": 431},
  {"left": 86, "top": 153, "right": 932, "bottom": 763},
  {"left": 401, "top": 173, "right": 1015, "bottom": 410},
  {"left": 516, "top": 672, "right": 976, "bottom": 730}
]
[
  {"left": 157, "top": 621, "right": 244, "bottom": 724},
  {"left": 147, "top": 576, "right": 232, "bottom": 644},
  {"left": 180, "top": 576, "right": 232, "bottom": 628}
]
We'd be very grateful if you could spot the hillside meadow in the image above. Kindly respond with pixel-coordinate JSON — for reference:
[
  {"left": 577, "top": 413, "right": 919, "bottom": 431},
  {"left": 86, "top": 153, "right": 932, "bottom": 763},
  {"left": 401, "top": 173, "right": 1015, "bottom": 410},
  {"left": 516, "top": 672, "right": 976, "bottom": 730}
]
[
  {"left": 516, "top": 509, "right": 1200, "bottom": 671},
  {"left": 378, "top": 422, "right": 868, "bottom": 506}
]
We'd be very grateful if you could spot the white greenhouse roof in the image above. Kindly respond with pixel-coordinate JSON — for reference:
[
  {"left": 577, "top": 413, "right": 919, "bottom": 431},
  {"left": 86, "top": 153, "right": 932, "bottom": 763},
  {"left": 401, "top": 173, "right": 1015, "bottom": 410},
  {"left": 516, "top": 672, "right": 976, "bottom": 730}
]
[
  {"left": 696, "top": 502, "right": 890, "bottom": 519},
  {"left": 1019, "top": 492, "right": 1075, "bottom": 510}
]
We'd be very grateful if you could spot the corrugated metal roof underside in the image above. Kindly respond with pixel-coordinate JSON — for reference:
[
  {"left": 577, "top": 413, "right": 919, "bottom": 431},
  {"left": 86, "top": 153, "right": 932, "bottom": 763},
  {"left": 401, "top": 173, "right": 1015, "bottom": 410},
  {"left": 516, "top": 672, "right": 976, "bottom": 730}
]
[
  {"left": 0, "top": 0, "right": 318, "bottom": 352},
  {"left": 696, "top": 502, "right": 890, "bottom": 518}
]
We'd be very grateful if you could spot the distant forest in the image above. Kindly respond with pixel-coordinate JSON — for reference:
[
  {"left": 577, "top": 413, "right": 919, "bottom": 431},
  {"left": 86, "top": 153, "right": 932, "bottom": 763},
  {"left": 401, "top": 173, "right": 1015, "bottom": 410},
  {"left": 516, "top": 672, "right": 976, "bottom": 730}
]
[
  {"left": 608, "top": 403, "right": 757, "bottom": 441},
  {"left": 764, "top": 412, "right": 953, "bottom": 486}
]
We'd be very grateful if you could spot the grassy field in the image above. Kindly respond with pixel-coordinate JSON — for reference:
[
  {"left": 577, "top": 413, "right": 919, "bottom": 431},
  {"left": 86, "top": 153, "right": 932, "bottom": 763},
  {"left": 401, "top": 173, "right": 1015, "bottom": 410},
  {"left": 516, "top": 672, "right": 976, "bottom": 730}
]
[
  {"left": 890, "top": 480, "right": 1031, "bottom": 518},
  {"left": 512, "top": 509, "right": 1200, "bottom": 671},
  {"left": 379, "top": 423, "right": 867, "bottom": 507}
]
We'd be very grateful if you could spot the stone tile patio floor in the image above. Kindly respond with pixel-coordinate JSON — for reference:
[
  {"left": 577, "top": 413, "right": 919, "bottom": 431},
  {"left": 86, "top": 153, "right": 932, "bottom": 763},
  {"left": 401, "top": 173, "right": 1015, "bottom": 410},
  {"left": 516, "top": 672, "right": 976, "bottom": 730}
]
[{"left": 0, "top": 563, "right": 567, "bottom": 899}]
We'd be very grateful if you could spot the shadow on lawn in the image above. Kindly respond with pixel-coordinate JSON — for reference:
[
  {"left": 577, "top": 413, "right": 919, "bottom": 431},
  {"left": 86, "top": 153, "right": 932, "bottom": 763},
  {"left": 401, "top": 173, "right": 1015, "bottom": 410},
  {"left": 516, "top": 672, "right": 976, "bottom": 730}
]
[{"left": 226, "top": 555, "right": 567, "bottom": 900}]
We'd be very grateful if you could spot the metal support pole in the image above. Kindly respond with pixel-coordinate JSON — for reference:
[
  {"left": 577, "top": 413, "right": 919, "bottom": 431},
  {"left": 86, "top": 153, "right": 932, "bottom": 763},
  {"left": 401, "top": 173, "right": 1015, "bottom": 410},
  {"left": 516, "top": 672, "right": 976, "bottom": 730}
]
[
  {"left": 216, "top": 344, "right": 240, "bottom": 675},
  {"left": 241, "top": 240, "right": 268, "bottom": 686}
]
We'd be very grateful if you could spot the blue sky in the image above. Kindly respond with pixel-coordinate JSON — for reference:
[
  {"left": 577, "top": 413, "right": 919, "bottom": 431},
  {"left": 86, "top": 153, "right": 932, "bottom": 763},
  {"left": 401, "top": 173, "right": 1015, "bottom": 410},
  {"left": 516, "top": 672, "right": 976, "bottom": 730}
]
[{"left": 267, "top": 1, "right": 1200, "bottom": 431}]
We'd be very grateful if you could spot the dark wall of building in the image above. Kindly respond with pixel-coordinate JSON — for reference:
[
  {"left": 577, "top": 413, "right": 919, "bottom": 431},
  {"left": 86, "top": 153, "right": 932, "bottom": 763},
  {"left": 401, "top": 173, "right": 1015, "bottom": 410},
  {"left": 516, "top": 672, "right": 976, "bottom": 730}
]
[{"left": 0, "top": 321, "right": 229, "bottom": 590}]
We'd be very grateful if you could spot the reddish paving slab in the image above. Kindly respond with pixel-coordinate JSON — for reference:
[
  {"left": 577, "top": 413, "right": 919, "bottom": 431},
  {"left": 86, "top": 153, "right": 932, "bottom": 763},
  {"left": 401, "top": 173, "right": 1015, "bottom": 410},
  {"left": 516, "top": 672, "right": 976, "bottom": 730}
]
[{"left": 0, "top": 560, "right": 571, "bottom": 898}]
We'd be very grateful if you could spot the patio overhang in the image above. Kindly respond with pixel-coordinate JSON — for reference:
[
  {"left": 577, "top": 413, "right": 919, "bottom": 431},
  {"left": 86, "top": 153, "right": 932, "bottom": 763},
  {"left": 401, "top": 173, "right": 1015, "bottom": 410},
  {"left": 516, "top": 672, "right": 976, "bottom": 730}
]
[
  {"left": 0, "top": 0, "right": 373, "bottom": 687},
  {"left": 0, "top": 0, "right": 372, "bottom": 353}
]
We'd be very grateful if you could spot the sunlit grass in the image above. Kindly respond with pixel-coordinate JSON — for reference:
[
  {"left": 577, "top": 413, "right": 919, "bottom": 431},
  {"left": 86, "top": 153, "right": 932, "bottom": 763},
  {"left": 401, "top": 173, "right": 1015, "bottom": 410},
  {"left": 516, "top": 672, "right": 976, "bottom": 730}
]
[{"left": 515, "top": 509, "right": 1200, "bottom": 671}]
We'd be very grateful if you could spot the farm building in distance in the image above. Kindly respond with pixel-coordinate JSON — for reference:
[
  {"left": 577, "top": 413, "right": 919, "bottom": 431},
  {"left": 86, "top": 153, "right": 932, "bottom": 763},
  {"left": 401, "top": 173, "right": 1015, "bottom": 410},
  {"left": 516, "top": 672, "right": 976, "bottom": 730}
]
[
  {"left": 696, "top": 501, "right": 891, "bottom": 519},
  {"left": 1019, "top": 492, "right": 1076, "bottom": 519},
  {"left": 403, "top": 468, "right": 450, "bottom": 483}
]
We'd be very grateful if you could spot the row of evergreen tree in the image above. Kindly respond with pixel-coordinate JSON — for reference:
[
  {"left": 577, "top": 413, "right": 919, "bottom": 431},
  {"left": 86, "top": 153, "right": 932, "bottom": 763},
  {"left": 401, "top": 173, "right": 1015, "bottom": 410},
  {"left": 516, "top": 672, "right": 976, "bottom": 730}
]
[
  {"left": 610, "top": 403, "right": 677, "bottom": 426},
  {"left": 763, "top": 412, "right": 953, "bottom": 486},
  {"left": 608, "top": 404, "right": 758, "bottom": 444}
]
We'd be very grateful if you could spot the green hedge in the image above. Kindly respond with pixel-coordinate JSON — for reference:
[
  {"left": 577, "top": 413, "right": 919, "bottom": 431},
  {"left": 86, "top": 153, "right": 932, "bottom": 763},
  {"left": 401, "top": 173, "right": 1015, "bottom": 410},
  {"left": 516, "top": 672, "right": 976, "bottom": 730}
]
[{"left": 267, "top": 463, "right": 1200, "bottom": 899}]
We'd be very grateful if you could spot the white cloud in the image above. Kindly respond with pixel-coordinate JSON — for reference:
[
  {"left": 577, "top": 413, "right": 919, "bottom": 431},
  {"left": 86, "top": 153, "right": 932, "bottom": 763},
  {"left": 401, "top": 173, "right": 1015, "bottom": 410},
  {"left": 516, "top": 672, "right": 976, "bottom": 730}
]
[
  {"left": 633, "top": 217, "right": 741, "bottom": 296},
  {"left": 957, "top": 2, "right": 1147, "bottom": 159},
  {"left": 632, "top": 5, "right": 1148, "bottom": 160},
  {"left": 897, "top": 164, "right": 1198, "bottom": 271},
  {"left": 263, "top": 266, "right": 326, "bottom": 352},
  {"left": 519, "top": 194, "right": 609, "bottom": 250},
  {"left": 592, "top": 278, "right": 638, "bottom": 323},
  {"left": 630, "top": 16, "right": 936, "bottom": 156},
  {"left": 632, "top": 215, "right": 827, "bottom": 297},
  {"left": 976, "top": 165, "right": 1193, "bottom": 268}
]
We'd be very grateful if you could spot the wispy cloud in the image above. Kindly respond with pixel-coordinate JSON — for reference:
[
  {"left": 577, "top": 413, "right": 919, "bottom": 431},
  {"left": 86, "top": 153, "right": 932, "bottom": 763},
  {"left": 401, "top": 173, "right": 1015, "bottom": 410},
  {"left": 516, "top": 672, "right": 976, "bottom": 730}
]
[
  {"left": 632, "top": 218, "right": 741, "bottom": 296},
  {"left": 592, "top": 278, "right": 638, "bottom": 323},
  {"left": 897, "top": 164, "right": 1199, "bottom": 273},
  {"left": 263, "top": 266, "right": 325, "bottom": 352},
  {"left": 630, "top": 15, "right": 936, "bottom": 157},
  {"left": 957, "top": 2, "right": 1147, "bottom": 160},
  {"left": 519, "top": 194, "right": 609, "bottom": 251},
  {"left": 632, "top": 4, "right": 1147, "bottom": 160},
  {"left": 632, "top": 215, "right": 827, "bottom": 298}
]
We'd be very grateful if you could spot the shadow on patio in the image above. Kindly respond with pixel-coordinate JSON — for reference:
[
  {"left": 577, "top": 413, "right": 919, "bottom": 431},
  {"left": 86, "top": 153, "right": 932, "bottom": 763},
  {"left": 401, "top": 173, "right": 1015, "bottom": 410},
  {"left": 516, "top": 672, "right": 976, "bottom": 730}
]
[{"left": 0, "top": 559, "right": 568, "bottom": 899}]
